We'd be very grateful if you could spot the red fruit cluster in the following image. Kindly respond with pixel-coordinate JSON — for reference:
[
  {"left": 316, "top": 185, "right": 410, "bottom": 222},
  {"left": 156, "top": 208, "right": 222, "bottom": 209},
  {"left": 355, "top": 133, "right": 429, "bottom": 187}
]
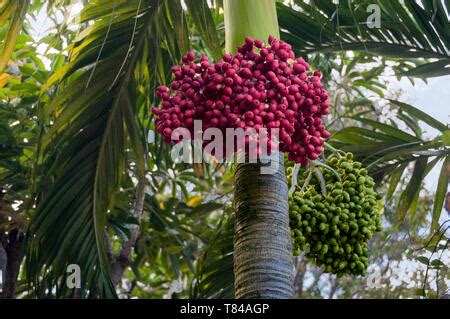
[{"left": 152, "top": 36, "right": 331, "bottom": 166}]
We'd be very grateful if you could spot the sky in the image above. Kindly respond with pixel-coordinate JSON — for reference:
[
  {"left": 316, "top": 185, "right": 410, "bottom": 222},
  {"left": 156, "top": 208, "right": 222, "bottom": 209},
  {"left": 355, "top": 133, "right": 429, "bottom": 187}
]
[
  {"left": 389, "top": 76, "right": 449, "bottom": 226},
  {"left": 389, "top": 75, "right": 450, "bottom": 139}
]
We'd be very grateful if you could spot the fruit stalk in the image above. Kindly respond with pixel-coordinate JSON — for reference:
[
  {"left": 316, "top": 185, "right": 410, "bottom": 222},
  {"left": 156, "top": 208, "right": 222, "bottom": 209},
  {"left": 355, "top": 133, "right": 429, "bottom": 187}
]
[{"left": 224, "top": 0, "right": 295, "bottom": 298}]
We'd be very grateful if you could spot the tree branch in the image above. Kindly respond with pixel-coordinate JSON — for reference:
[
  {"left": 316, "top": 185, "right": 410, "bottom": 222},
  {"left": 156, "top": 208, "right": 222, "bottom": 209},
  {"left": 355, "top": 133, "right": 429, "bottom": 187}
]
[
  {"left": 111, "top": 178, "right": 147, "bottom": 287},
  {"left": 1, "top": 229, "right": 23, "bottom": 299}
]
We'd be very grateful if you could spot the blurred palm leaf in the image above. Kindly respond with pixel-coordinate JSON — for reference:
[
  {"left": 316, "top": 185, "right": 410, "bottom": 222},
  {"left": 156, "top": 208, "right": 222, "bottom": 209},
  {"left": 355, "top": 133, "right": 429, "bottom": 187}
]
[
  {"left": 26, "top": 0, "right": 168, "bottom": 298},
  {"left": 191, "top": 215, "right": 234, "bottom": 298},
  {"left": 26, "top": 0, "right": 224, "bottom": 298},
  {"left": 331, "top": 100, "right": 449, "bottom": 228},
  {"left": 0, "top": 0, "right": 30, "bottom": 73},
  {"left": 184, "top": 0, "right": 223, "bottom": 60},
  {"left": 277, "top": 0, "right": 450, "bottom": 78}
]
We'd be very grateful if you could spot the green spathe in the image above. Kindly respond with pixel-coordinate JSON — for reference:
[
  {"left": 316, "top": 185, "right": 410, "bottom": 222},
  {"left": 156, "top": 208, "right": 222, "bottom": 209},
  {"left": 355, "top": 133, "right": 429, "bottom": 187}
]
[{"left": 224, "top": 0, "right": 280, "bottom": 53}]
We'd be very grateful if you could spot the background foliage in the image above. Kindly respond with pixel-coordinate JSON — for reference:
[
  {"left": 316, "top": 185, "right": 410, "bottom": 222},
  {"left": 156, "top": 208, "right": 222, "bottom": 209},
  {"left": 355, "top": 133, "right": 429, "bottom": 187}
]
[{"left": 0, "top": 0, "right": 448, "bottom": 299}]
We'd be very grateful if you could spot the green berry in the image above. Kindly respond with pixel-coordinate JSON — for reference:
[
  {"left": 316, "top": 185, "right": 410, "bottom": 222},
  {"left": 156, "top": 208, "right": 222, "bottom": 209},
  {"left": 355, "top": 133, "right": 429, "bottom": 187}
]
[{"left": 288, "top": 152, "right": 382, "bottom": 276}]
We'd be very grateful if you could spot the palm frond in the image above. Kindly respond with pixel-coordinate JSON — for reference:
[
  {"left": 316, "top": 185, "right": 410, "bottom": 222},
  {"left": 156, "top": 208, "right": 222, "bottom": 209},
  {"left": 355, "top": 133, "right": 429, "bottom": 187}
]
[
  {"left": 26, "top": 0, "right": 225, "bottom": 298},
  {"left": 0, "top": 0, "right": 30, "bottom": 73},
  {"left": 190, "top": 215, "right": 234, "bottom": 299},
  {"left": 277, "top": 0, "right": 450, "bottom": 78},
  {"left": 26, "top": 0, "right": 165, "bottom": 298},
  {"left": 331, "top": 100, "right": 449, "bottom": 227}
]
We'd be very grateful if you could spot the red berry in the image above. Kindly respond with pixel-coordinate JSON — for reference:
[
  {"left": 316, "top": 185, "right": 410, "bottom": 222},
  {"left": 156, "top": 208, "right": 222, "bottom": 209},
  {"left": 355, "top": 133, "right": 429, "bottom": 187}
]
[
  {"left": 163, "top": 127, "right": 172, "bottom": 138},
  {"left": 321, "top": 130, "right": 331, "bottom": 138},
  {"left": 239, "top": 68, "right": 252, "bottom": 78},
  {"left": 151, "top": 36, "right": 330, "bottom": 165},
  {"left": 186, "top": 51, "right": 195, "bottom": 61}
]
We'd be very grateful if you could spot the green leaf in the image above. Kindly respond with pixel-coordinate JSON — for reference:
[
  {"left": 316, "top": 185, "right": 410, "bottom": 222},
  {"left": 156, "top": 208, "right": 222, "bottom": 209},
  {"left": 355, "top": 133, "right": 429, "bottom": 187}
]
[
  {"left": 430, "top": 156, "right": 449, "bottom": 233},
  {"left": 387, "top": 163, "right": 408, "bottom": 201},
  {"left": 165, "top": 245, "right": 184, "bottom": 254},
  {"left": 184, "top": 0, "right": 222, "bottom": 60},
  {"left": 415, "top": 288, "right": 426, "bottom": 297},
  {"left": 352, "top": 116, "right": 420, "bottom": 142},
  {"left": 430, "top": 259, "right": 446, "bottom": 269},
  {"left": 277, "top": 0, "right": 450, "bottom": 79},
  {"left": 333, "top": 127, "right": 404, "bottom": 144},
  {"left": 389, "top": 99, "right": 447, "bottom": 132},
  {"left": 191, "top": 217, "right": 235, "bottom": 298},
  {"left": 163, "top": 0, "right": 190, "bottom": 55},
  {"left": 402, "top": 59, "right": 450, "bottom": 78},
  {"left": 26, "top": 0, "right": 167, "bottom": 298},
  {"left": 397, "top": 158, "right": 428, "bottom": 221},
  {"left": 0, "top": 1, "right": 30, "bottom": 73},
  {"left": 416, "top": 256, "right": 429, "bottom": 265},
  {"left": 189, "top": 202, "right": 224, "bottom": 217},
  {"left": 441, "top": 130, "right": 450, "bottom": 146}
]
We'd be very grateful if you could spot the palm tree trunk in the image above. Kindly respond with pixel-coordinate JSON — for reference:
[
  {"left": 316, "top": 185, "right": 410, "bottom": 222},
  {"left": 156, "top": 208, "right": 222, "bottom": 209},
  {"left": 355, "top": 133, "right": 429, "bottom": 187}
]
[
  {"left": 225, "top": 0, "right": 294, "bottom": 299},
  {"left": 233, "top": 153, "right": 294, "bottom": 298}
]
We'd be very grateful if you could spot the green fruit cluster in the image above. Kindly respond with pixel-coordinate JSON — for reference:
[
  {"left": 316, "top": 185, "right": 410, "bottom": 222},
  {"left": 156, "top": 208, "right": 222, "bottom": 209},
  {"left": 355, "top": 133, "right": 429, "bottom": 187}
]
[{"left": 288, "top": 153, "right": 382, "bottom": 276}]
